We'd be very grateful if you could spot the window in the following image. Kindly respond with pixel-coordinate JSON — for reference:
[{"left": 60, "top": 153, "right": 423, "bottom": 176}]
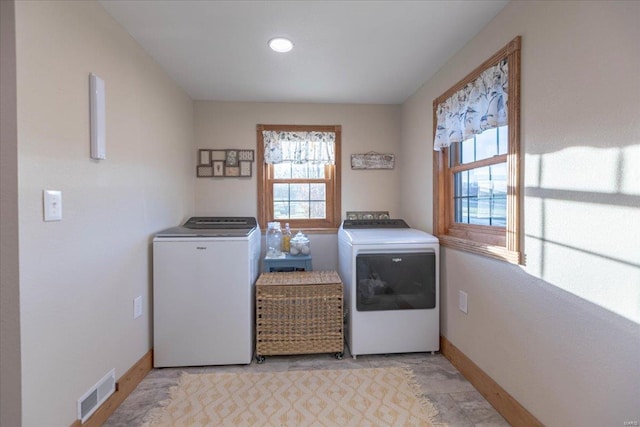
[
  {"left": 433, "top": 36, "right": 523, "bottom": 264},
  {"left": 453, "top": 126, "right": 508, "bottom": 227},
  {"left": 257, "top": 124, "right": 341, "bottom": 231}
]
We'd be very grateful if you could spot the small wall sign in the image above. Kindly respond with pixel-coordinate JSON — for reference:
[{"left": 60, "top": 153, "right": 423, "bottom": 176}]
[{"left": 350, "top": 152, "right": 395, "bottom": 169}]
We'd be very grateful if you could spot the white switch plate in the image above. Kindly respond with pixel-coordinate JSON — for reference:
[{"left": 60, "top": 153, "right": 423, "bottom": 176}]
[
  {"left": 459, "top": 290, "right": 468, "bottom": 314},
  {"left": 133, "top": 296, "right": 142, "bottom": 319},
  {"left": 43, "top": 190, "right": 62, "bottom": 221}
]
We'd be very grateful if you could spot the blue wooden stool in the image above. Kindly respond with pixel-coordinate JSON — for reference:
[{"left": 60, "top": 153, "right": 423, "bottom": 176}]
[{"left": 263, "top": 254, "right": 312, "bottom": 272}]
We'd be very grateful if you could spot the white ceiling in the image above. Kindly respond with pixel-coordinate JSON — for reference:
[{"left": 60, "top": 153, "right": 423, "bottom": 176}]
[{"left": 99, "top": 0, "right": 508, "bottom": 104}]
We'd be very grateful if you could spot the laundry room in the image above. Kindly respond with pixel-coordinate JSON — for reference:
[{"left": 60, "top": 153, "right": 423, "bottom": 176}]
[{"left": 3, "top": 1, "right": 639, "bottom": 427}]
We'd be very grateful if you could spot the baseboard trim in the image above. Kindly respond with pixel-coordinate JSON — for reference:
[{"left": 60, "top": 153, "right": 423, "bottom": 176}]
[
  {"left": 70, "top": 349, "right": 153, "bottom": 427},
  {"left": 440, "top": 336, "right": 543, "bottom": 426}
]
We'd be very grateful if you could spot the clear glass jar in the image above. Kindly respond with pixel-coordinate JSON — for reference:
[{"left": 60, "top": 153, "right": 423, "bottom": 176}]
[
  {"left": 289, "top": 231, "right": 310, "bottom": 256},
  {"left": 266, "top": 222, "right": 282, "bottom": 258}
]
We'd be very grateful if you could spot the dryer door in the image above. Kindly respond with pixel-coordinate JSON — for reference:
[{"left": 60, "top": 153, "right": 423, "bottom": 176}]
[{"left": 355, "top": 252, "right": 436, "bottom": 311}]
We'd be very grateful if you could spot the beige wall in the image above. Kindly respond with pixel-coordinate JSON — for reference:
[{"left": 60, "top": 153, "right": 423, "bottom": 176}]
[
  {"left": 401, "top": 1, "right": 640, "bottom": 425},
  {"left": 194, "top": 101, "right": 401, "bottom": 270},
  {"left": 15, "top": 1, "right": 194, "bottom": 425},
  {"left": 1, "top": 1, "right": 22, "bottom": 426}
]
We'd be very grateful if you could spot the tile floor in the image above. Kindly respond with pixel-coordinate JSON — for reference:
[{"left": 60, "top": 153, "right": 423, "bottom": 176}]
[{"left": 105, "top": 350, "right": 509, "bottom": 426}]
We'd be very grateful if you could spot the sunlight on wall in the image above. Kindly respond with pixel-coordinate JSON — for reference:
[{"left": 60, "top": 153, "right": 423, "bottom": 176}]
[
  {"left": 534, "top": 145, "right": 640, "bottom": 195},
  {"left": 620, "top": 145, "right": 640, "bottom": 196},
  {"left": 525, "top": 146, "right": 640, "bottom": 324}
]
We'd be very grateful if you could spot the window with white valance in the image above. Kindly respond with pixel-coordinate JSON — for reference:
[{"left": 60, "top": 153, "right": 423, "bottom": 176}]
[
  {"left": 257, "top": 125, "right": 342, "bottom": 230},
  {"left": 432, "top": 36, "right": 524, "bottom": 265}
]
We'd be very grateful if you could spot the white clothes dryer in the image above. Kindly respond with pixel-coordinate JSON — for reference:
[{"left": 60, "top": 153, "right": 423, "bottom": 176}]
[{"left": 338, "top": 219, "right": 439, "bottom": 358}]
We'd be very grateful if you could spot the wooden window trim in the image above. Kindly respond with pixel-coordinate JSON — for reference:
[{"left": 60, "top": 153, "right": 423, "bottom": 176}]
[
  {"left": 257, "top": 124, "right": 342, "bottom": 231},
  {"left": 433, "top": 36, "right": 524, "bottom": 265}
]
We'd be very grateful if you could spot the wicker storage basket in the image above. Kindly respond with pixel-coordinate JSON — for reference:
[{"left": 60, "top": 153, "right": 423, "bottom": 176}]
[{"left": 256, "top": 271, "right": 344, "bottom": 360}]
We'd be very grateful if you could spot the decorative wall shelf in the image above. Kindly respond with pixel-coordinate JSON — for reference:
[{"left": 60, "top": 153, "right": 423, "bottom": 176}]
[{"left": 197, "top": 149, "right": 254, "bottom": 178}]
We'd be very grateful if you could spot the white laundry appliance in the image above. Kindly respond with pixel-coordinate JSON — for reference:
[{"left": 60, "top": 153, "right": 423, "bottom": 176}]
[
  {"left": 338, "top": 216, "right": 439, "bottom": 358},
  {"left": 153, "top": 217, "right": 261, "bottom": 367}
]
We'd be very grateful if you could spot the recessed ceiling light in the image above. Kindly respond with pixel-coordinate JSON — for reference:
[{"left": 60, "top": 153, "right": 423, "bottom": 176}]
[{"left": 268, "top": 37, "right": 293, "bottom": 53}]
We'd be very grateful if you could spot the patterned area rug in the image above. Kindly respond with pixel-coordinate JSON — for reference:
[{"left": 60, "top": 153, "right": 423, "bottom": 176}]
[{"left": 141, "top": 367, "right": 437, "bottom": 426}]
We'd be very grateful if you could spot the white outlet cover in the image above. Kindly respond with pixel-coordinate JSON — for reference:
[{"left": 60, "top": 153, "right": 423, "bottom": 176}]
[
  {"left": 459, "top": 290, "right": 468, "bottom": 314},
  {"left": 133, "top": 296, "right": 142, "bottom": 319}
]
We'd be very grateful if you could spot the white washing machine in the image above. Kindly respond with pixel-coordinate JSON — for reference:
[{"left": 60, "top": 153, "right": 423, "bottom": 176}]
[
  {"left": 153, "top": 217, "right": 261, "bottom": 367},
  {"left": 338, "top": 218, "right": 439, "bottom": 358}
]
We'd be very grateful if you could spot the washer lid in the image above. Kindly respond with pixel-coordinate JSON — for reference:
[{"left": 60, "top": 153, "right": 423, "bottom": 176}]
[
  {"left": 339, "top": 226, "right": 439, "bottom": 245},
  {"left": 183, "top": 216, "right": 257, "bottom": 229},
  {"left": 342, "top": 219, "right": 409, "bottom": 229},
  {"left": 156, "top": 216, "right": 258, "bottom": 237}
]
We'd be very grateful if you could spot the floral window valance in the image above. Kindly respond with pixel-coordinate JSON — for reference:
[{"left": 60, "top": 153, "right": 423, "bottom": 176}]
[
  {"left": 262, "top": 131, "right": 335, "bottom": 164},
  {"left": 434, "top": 58, "right": 508, "bottom": 151}
]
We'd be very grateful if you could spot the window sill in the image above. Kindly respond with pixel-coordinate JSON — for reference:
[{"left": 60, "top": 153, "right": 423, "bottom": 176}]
[
  {"left": 261, "top": 227, "right": 338, "bottom": 235},
  {"left": 438, "top": 234, "right": 525, "bottom": 265},
  {"left": 300, "top": 228, "right": 339, "bottom": 234}
]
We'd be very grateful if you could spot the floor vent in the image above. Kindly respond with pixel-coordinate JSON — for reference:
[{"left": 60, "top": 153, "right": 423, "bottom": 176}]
[{"left": 77, "top": 368, "right": 116, "bottom": 423}]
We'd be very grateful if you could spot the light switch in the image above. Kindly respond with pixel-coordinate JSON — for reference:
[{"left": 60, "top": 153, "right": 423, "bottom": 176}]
[{"left": 44, "top": 190, "right": 62, "bottom": 221}]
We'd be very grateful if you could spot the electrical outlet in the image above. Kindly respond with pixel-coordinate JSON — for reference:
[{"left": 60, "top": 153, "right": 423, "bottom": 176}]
[
  {"left": 133, "top": 296, "right": 142, "bottom": 319},
  {"left": 459, "top": 291, "right": 468, "bottom": 314}
]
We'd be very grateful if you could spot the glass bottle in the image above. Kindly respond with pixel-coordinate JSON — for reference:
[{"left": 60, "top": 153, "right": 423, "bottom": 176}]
[
  {"left": 266, "top": 222, "right": 282, "bottom": 258},
  {"left": 282, "top": 223, "right": 292, "bottom": 253}
]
